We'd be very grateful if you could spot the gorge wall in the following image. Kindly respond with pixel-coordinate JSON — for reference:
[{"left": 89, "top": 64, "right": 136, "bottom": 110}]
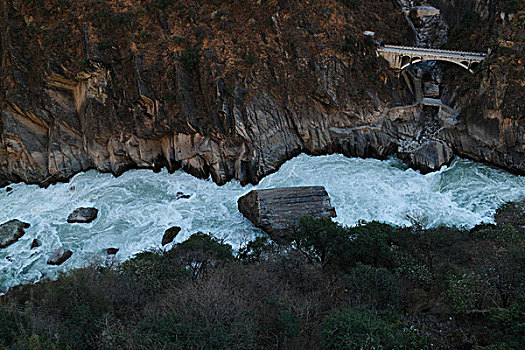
[
  {"left": 431, "top": 0, "right": 524, "bottom": 174},
  {"left": 0, "top": 0, "right": 523, "bottom": 188}
]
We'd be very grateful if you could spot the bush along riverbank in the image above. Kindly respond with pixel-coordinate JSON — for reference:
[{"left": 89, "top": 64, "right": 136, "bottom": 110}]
[{"left": 1, "top": 202, "right": 524, "bottom": 349}]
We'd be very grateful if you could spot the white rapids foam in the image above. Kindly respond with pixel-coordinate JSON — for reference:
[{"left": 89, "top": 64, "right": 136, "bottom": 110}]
[{"left": 1, "top": 154, "right": 524, "bottom": 291}]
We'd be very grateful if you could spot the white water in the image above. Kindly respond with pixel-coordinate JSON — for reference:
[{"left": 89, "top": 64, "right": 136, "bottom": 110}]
[{"left": 1, "top": 154, "right": 524, "bottom": 291}]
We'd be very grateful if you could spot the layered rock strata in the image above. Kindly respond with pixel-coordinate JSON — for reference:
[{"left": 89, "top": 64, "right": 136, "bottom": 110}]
[{"left": 238, "top": 186, "right": 336, "bottom": 237}]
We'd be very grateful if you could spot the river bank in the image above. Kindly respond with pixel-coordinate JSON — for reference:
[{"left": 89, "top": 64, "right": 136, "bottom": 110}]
[{"left": 1, "top": 205, "right": 524, "bottom": 349}]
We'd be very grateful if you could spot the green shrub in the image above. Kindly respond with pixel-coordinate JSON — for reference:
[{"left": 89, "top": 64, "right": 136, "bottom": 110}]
[
  {"left": 447, "top": 273, "right": 491, "bottom": 312},
  {"left": 172, "top": 232, "right": 234, "bottom": 277},
  {"left": 320, "top": 308, "right": 431, "bottom": 350},
  {"left": 505, "top": 0, "right": 521, "bottom": 13},
  {"left": 182, "top": 47, "right": 200, "bottom": 71},
  {"left": 392, "top": 249, "right": 433, "bottom": 288},
  {"left": 261, "top": 298, "right": 300, "bottom": 346},
  {"left": 293, "top": 217, "right": 348, "bottom": 266},
  {"left": 58, "top": 304, "right": 103, "bottom": 349},
  {"left": 238, "top": 236, "right": 273, "bottom": 262},
  {"left": 469, "top": 224, "right": 522, "bottom": 245},
  {"left": 136, "top": 312, "right": 231, "bottom": 349},
  {"left": 339, "top": 0, "right": 360, "bottom": 10},
  {"left": 344, "top": 221, "right": 395, "bottom": 268},
  {"left": 176, "top": 232, "right": 233, "bottom": 261},
  {"left": 344, "top": 264, "right": 402, "bottom": 310},
  {"left": 154, "top": 0, "right": 173, "bottom": 10},
  {"left": 294, "top": 218, "right": 394, "bottom": 271},
  {"left": 488, "top": 299, "right": 525, "bottom": 348},
  {"left": 0, "top": 307, "right": 27, "bottom": 347},
  {"left": 121, "top": 251, "right": 180, "bottom": 293}
]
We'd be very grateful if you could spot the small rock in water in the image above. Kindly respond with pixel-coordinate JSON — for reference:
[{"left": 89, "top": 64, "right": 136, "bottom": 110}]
[
  {"left": 67, "top": 207, "right": 98, "bottom": 223},
  {"left": 162, "top": 226, "right": 181, "bottom": 245},
  {"left": 176, "top": 192, "right": 191, "bottom": 200},
  {"left": 106, "top": 248, "right": 119, "bottom": 255},
  {"left": 47, "top": 247, "right": 73, "bottom": 265},
  {"left": 30, "top": 239, "right": 41, "bottom": 249},
  {"left": 0, "top": 220, "right": 31, "bottom": 249},
  {"left": 6, "top": 187, "right": 13, "bottom": 193}
]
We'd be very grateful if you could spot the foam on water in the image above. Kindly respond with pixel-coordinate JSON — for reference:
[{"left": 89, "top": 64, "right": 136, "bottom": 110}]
[{"left": 1, "top": 154, "right": 524, "bottom": 291}]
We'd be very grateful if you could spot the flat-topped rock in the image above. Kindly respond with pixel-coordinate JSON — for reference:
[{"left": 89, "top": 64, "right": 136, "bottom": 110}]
[
  {"left": 238, "top": 186, "right": 336, "bottom": 237},
  {"left": 0, "top": 220, "right": 30, "bottom": 249},
  {"left": 410, "top": 5, "right": 440, "bottom": 18},
  {"left": 67, "top": 207, "right": 98, "bottom": 223},
  {"left": 47, "top": 247, "right": 73, "bottom": 265}
]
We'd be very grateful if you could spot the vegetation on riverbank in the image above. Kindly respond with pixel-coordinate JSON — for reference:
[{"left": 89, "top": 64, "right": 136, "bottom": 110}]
[{"left": 1, "top": 202, "right": 524, "bottom": 349}]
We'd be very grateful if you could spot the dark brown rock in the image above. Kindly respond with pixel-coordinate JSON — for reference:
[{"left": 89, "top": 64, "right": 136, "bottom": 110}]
[
  {"left": 47, "top": 247, "right": 73, "bottom": 265},
  {"left": 106, "top": 248, "right": 119, "bottom": 255},
  {"left": 162, "top": 226, "right": 181, "bottom": 246},
  {"left": 0, "top": 220, "right": 30, "bottom": 249},
  {"left": 176, "top": 192, "right": 191, "bottom": 200},
  {"left": 30, "top": 239, "right": 41, "bottom": 249},
  {"left": 6, "top": 187, "right": 13, "bottom": 192},
  {"left": 238, "top": 186, "right": 336, "bottom": 237},
  {"left": 67, "top": 207, "right": 98, "bottom": 223}
]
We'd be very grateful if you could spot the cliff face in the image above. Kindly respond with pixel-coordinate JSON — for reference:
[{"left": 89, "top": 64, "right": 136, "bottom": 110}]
[
  {"left": 431, "top": 0, "right": 525, "bottom": 174},
  {"left": 0, "top": 0, "right": 412, "bottom": 186},
  {"left": 0, "top": 0, "right": 523, "bottom": 188}
]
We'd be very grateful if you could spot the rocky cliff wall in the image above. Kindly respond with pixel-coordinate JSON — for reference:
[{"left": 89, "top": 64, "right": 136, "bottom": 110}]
[
  {"left": 429, "top": 0, "right": 524, "bottom": 174},
  {"left": 0, "top": 0, "right": 523, "bottom": 188},
  {"left": 0, "top": 0, "right": 413, "bottom": 186}
]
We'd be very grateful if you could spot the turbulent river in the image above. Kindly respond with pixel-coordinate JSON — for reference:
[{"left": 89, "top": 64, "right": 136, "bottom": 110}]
[{"left": 1, "top": 154, "right": 525, "bottom": 291}]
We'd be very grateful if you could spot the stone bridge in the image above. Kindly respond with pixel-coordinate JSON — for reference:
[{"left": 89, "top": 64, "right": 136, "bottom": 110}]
[{"left": 377, "top": 45, "right": 486, "bottom": 72}]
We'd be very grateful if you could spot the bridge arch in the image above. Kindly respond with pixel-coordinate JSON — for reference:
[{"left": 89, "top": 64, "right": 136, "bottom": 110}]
[{"left": 400, "top": 58, "right": 473, "bottom": 73}]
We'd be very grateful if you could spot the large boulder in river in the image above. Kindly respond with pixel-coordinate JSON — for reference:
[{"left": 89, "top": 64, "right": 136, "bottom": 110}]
[
  {"left": 408, "top": 140, "right": 454, "bottom": 174},
  {"left": 0, "top": 220, "right": 30, "bottom": 249},
  {"left": 238, "top": 186, "right": 336, "bottom": 238},
  {"left": 67, "top": 207, "right": 98, "bottom": 223},
  {"left": 47, "top": 247, "right": 73, "bottom": 265},
  {"left": 162, "top": 226, "right": 181, "bottom": 245}
]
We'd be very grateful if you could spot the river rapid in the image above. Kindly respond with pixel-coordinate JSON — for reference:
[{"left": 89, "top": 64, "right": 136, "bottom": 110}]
[{"left": 1, "top": 154, "right": 524, "bottom": 291}]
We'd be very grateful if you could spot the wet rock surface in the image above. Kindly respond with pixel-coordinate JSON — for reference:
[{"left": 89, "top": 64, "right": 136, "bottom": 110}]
[
  {"left": 67, "top": 207, "right": 98, "bottom": 223},
  {"left": 238, "top": 186, "right": 336, "bottom": 238},
  {"left": 162, "top": 226, "right": 181, "bottom": 246},
  {"left": 47, "top": 247, "right": 73, "bottom": 265},
  {"left": 0, "top": 220, "right": 30, "bottom": 249},
  {"left": 407, "top": 139, "right": 454, "bottom": 173},
  {"left": 106, "top": 248, "right": 119, "bottom": 255},
  {"left": 176, "top": 192, "right": 191, "bottom": 200},
  {"left": 30, "top": 239, "right": 41, "bottom": 249}
]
